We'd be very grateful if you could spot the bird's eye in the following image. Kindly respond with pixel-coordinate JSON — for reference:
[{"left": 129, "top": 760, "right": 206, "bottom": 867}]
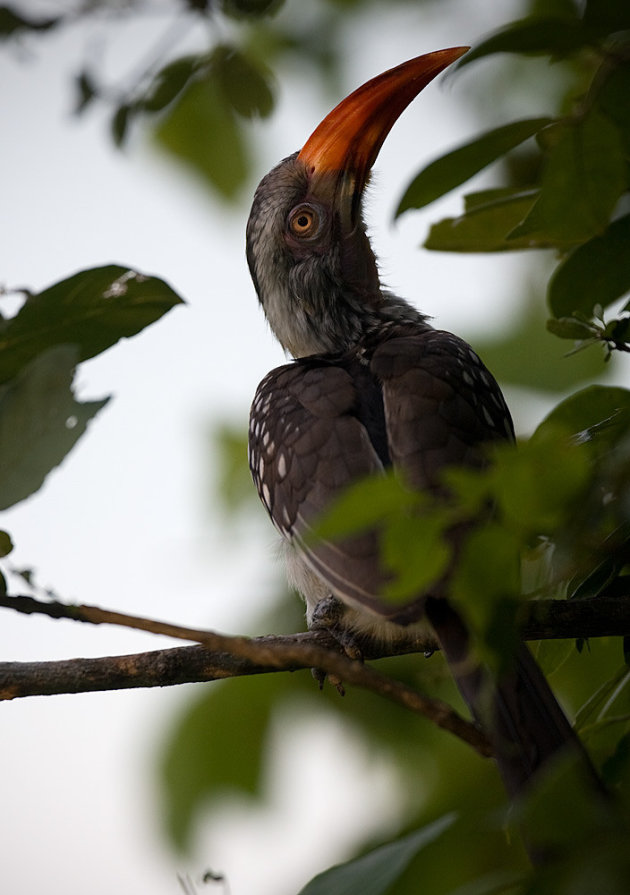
[{"left": 287, "top": 203, "right": 323, "bottom": 240}]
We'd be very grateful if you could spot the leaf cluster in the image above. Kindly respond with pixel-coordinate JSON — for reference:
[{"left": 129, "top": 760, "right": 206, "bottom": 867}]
[
  {"left": 0, "top": 266, "right": 183, "bottom": 588},
  {"left": 397, "top": 0, "right": 630, "bottom": 361}
]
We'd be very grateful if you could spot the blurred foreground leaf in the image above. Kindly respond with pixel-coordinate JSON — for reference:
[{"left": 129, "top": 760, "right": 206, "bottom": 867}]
[
  {"left": 0, "top": 346, "right": 109, "bottom": 509},
  {"left": 455, "top": 14, "right": 592, "bottom": 69},
  {"left": 0, "top": 6, "right": 60, "bottom": 38},
  {"left": 298, "top": 814, "right": 457, "bottom": 895},
  {"left": 154, "top": 68, "right": 249, "bottom": 198},
  {"left": 160, "top": 674, "right": 282, "bottom": 850}
]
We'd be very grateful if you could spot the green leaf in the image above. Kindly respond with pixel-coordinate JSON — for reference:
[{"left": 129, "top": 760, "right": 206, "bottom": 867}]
[
  {"left": 0, "top": 266, "right": 184, "bottom": 385},
  {"left": 508, "top": 112, "right": 627, "bottom": 246},
  {"left": 473, "top": 301, "right": 605, "bottom": 394},
  {"left": 424, "top": 190, "right": 541, "bottom": 252},
  {"left": 74, "top": 70, "right": 97, "bottom": 115},
  {"left": 546, "top": 317, "right": 596, "bottom": 340},
  {"left": 160, "top": 675, "right": 283, "bottom": 851},
  {"left": 315, "top": 473, "right": 418, "bottom": 541},
  {"left": 457, "top": 16, "right": 592, "bottom": 68},
  {"left": 0, "top": 6, "right": 60, "bottom": 38},
  {"left": 583, "top": 1, "right": 630, "bottom": 35},
  {"left": 111, "top": 103, "right": 133, "bottom": 147},
  {"left": 516, "top": 750, "right": 616, "bottom": 859},
  {"left": 455, "top": 15, "right": 591, "bottom": 69},
  {"left": 141, "top": 56, "right": 202, "bottom": 113},
  {"left": 449, "top": 870, "right": 526, "bottom": 895},
  {"left": 601, "top": 732, "right": 630, "bottom": 787},
  {"left": 575, "top": 666, "right": 630, "bottom": 732},
  {"left": 213, "top": 45, "right": 274, "bottom": 119},
  {"left": 596, "top": 60, "right": 630, "bottom": 154},
  {"left": 493, "top": 434, "right": 591, "bottom": 537},
  {"left": 382, "top": 513, "right": 451, "bottom": 602},
  {"left": 533, "top": 385, "right": 630, "bottom": 456},
  {"left": 0, "top": 530, "right": 13, "bottom": 557},
  {"left": 451, "top": 523, "right": 521, "bottom": 629},
  {"left": 298, "top": 813, "right": 456, "bottom": 895},
  {"left": 396, "top": 118, "right": 551, "bottom": 215},
  {"left": 548, "top": 215, "right": 630, "bottom": 319},
  {"left": 534, "top": 639, "right": 576, "bottom": 677},
  {"left": 567, "top": 524, "right": 630, "bottom": 599},
  {"left": 219, "top": 0, "right": 284, "bottom": 17},
  {"left": 0, "top": 346, "right": 109, "bottom": 510},
  {"left": 154, "top": 72, "right": 248, "bottom": 199}
]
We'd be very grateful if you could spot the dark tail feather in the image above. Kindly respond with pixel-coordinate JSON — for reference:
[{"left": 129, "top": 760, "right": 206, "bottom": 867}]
[{"left": 424, "top": 597, "right": 598, "bottom": 800}]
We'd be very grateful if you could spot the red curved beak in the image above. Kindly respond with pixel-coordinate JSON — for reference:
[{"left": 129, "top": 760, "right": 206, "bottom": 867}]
[{"left": 298, "top": 48, "right": 468, "bottom": 196}]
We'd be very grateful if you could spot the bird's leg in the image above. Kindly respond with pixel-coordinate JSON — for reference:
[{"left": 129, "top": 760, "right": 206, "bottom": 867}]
[{"left": 309, "top": 595, "right": 365, "bottom": 693}]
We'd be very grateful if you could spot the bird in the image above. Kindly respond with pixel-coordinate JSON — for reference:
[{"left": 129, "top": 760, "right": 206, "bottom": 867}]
[{"left": 245, "top": 48, "right": 598, "bottom": 810}]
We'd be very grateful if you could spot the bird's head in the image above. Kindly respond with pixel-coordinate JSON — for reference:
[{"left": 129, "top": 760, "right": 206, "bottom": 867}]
[{"left": 246, "top": 47, "right": 467, "bottom": 358}]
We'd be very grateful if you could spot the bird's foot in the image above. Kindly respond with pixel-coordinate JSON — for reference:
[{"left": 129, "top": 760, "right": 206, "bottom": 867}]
[{"left": 309, "top": 596, "right": 364, "bottom": 694}]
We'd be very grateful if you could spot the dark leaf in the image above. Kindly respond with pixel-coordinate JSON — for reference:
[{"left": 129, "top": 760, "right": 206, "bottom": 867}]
[
  {"left": 396, "top": 118, "right": 551, "bottom": 215},
  {"left": 0, "top": 346, "right": 109, "bottom": 510},
  {"left": 546, "top": 317, "right": 596, "bottom": 340},
  {"left": 0, "top": 6, "right": 60, "bottom": 38},
  {"left": 548, "top": 215, "right": 630, "bottom": 318},
  {"left": 509, "top": 113, "right": 627, "bottom": 245},
  {"left": 298, "top": 814, "right": 456, "bottom": 895},
  {"left": 0, "top": 529, "right": 13, "bottom": 557},
  {"left": 490, "top": 434, "right": 591, "bottom": 537},
  {"left": 533, "top": 385, "right": 630, "bottom": 456},
  {"left": 382, "top": 513, "right": 451, "bottom": 602},
  {"left": 601, "top": 732, "right": 630, "bottom": 787},
  {"left": 455, "top": 15, "right": 590, "bottom": 69},
  {"left": 604, "top": 315, "right": 630, "bottom": 347},
  {"left": 575, "top": 666, "right": 630, "bottom": 733},
  {"left": 567, "top": 524, "right": 630, "bottom": 600},
  {"left": 212, "top": 45, "right": 274, "bottom": 119},
  {"left": 583, "top": 1, "right": 630, "bottom": 35},
  {"left": 596, "top": 60, "right": 630, "bottom": 154},
  {"left": 160, "top": 675, "right": 285, "bottom": 850},
  {"left": 154, "top": 73, "right": 248, "bottom": 198},
  {"left": 111, "top": 103, "right": 133, "bottom": 147},
  {"left": 219, "top": 0, "right": 284, "bottom": 18},
  {"left": 468, "top": 299, "right": 606, "bottom": 393},
  {"left": 0, "top": 266, "right": 184, "bottom": 385},
  {"left": 424, "top": 190, "right": 541, "bottom": 252},
  {"left": 315, "top": 472, "right": 417, "bottom": 541},
  {"left": 141, "top": 56, "right": 202, "bottom": 113},
  {"left": 74, "top": 70, "right": 97, "bottom": 115}
]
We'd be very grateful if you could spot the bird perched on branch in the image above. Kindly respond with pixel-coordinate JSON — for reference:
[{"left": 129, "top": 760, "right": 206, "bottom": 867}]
[{"left": 246, "top": 49, "right": 595, "bottom": 806}]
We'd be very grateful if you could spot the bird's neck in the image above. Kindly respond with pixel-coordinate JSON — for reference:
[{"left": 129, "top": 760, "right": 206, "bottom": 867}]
[{"left": 265, "top": 285, "right": 428, "bottom": 358}]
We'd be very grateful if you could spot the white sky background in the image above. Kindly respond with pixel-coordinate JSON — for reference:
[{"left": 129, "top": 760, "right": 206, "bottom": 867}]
[{"left": 0, "top": 1, "right": 585, "bottom": 893}]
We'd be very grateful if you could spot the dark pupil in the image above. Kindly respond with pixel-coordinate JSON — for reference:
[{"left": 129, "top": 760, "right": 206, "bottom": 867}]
[{"left": 297, "top": 214, "right": 310, "bottom": 229}]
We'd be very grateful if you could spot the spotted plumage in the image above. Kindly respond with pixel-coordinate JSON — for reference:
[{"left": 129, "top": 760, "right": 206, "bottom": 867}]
[{"left": 245, "top": 49, "right": 598, "bottom": 809}]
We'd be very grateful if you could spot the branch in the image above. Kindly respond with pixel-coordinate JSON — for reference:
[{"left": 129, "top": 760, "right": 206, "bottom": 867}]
[
  {"left": 0, "top": 593, "right": 487, "bottom": 754},
  {"left": 2, "top": 591, "right": 630, "bottom": 756}
]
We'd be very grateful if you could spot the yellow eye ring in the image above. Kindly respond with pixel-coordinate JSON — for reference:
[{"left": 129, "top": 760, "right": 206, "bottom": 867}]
[{"left": 287, "top": 203, "right": 322, "bottom": 239}]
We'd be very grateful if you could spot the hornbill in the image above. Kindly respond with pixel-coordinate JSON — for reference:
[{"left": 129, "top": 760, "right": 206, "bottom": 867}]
[{"left": 246, "top": 49, "right": 595, "bottom": 808}]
